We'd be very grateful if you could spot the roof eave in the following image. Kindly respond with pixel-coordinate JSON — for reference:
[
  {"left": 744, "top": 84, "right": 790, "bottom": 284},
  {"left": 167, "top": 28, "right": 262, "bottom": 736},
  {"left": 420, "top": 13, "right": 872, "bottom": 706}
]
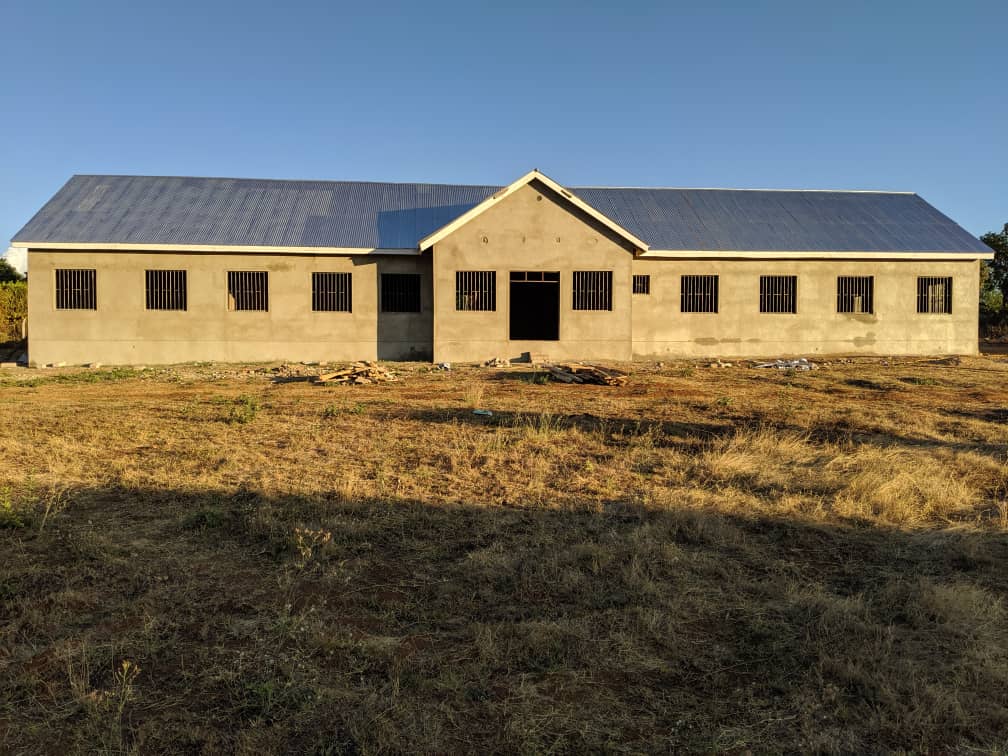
[{"left": 640, "top": 249, "right": 994, "bottom": 260}]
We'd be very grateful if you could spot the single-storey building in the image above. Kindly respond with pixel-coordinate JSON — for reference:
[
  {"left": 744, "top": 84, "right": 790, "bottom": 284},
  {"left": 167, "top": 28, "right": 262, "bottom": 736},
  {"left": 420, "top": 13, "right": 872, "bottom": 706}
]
[{"left": 12, "top": 169, "right": 994, "bottom": 365}]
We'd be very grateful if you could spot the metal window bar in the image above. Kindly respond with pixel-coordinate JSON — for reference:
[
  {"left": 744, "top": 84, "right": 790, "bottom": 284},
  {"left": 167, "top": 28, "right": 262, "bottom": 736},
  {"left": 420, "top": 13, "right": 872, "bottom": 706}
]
[
  {"left": 55, "top": 269, "right": 97, "bottom": 310},
  {"left": 227, "top": 271, "right": 268, "bottom": 311},
  {"left": 759, "top": 275, "right": 797, "bottom": 313},
  {"left": 632, "top": 274, "right": 650, "bottom": 295},
  {"left": 836, "top": 276, "right": 873, "bottom": 314},
  {"left": 572, "top": 270, "right": 613, "bottom": 311},
  {"left": 381, "top": 273, "right": 421, "bottom": 313},
  {"left": 145, "top": 270, "right": 187, "bottom": 311},
  {"left": 680, "top": 275, "right": 719, "bottom": 313},
  {"left": 455, "top": 271, "right": 496, "bottom": 311},
  {"left": 311, "top": 272, "right": 352, "bottom": 312},
  {"left": 917, "top": 276, "right": 952, "bottom": 314}
]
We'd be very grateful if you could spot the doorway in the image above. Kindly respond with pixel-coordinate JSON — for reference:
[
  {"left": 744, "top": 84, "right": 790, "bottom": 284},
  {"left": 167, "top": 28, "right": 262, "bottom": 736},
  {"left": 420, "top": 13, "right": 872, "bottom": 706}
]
[{"left": 509, "top": 271, "right": 560, "bottom": 341}]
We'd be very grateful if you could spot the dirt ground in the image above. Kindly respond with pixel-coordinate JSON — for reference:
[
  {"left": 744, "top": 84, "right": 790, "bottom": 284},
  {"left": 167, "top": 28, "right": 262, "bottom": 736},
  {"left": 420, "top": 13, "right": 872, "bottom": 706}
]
[{"left": 1, "top": 355, "right": 1007, "bottom": 753}]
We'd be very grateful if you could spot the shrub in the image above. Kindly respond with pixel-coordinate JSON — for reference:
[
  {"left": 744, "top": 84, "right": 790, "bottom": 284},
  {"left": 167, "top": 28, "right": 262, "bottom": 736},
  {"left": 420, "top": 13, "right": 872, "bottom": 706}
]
[
  {"left": 0, "top": 281, "right": 27, "bottom": 342},
  {"left": 227, "top": 395, "right": 261, "bottom": 424}
]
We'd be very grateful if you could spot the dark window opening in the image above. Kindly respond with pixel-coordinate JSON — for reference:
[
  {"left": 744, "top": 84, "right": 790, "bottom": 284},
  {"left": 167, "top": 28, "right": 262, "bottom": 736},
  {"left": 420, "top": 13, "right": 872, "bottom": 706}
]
[
  {"left": 456, "top": 271, "right": 496, "bottom": 311},
  {"left": 146, "top": 270, "right": 187, "bottom": 311},
  {"left": 509, "top": 271, "right": 559, "bottom": 341},
  {"left": 632, "top": 274, "right": 650, "bottom": 295},
  {"left": 572, "top": 270, "right": 613, "bottom": 311},
  {"left": 681, "top": 275, "right": 718, "bottom": 313},
  {"left": 312, "top": 272, "right": 352, "bottom": 312},
  {"left": 228, "top": 271, "right": 268, "bottom": 311},
  {"left": 55, "top": 269, "right": 97, "bottom": 310},
  {"left": 917, "top": 276, "right": 952, "bottom": 314},
  {"left": 759, "top": 275, "right": 797, "bottom": 313},
  {"left": 381, "top": 273, "right": 422, "bottom": 313},
  {"left": 837, "top": 276, "right": 873, "bottom": 314}
]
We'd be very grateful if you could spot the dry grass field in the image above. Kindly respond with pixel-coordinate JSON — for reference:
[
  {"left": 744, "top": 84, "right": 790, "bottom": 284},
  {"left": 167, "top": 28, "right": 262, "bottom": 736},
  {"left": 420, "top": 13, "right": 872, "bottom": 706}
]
[{"left": 1, "top": 355, "right": 1007, "bottom": 754}]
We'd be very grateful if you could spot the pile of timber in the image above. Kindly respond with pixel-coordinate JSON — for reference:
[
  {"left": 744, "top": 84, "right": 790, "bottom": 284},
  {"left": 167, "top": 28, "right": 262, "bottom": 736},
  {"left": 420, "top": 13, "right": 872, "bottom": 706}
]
[
  {"left": 313, "top": 361, "right": 397, "bottom": 385},
  {"left": 542, "top": 363, "right": 629, "bottom": 386}
]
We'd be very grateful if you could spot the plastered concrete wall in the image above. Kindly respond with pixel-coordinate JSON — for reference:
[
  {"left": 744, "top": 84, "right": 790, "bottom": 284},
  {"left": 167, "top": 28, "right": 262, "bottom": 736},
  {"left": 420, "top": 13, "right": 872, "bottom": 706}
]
[
  {"left": 432, "top": 181, "right": 635, "bottom": 363},
  {"left": 27, "top": 250, "right": 432, "bottom": 365},
  {"left": 631, "top": 258, "right": 980, "bottom": 357}
]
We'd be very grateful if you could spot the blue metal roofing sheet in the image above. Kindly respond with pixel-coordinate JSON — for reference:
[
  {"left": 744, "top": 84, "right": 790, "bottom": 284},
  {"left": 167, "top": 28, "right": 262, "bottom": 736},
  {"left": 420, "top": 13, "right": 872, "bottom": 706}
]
[{"left": 12, "top": 174, "right": 992, "bottom": 254}]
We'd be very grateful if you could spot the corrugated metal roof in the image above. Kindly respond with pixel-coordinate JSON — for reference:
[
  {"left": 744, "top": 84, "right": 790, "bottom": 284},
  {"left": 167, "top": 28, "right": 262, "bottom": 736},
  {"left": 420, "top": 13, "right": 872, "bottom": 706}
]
[{"left": 12, "top": 174, "right": 991, "bottom": 254}]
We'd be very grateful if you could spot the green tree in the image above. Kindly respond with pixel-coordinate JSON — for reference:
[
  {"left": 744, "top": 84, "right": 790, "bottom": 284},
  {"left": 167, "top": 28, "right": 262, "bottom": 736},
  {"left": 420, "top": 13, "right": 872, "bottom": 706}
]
[
  {"left": 0, "top": 258, "right": 23, "bottom": 283},
  {"left": 980, "top": 223, "right": 1008, "bottom": 305}
]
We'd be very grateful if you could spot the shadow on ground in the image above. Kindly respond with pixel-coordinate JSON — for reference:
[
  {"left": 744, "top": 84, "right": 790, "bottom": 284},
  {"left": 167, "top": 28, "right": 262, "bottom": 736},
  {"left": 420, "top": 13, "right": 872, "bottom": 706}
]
[{"left": 2, "top": 485, "right": 1007, "bottom": 753}]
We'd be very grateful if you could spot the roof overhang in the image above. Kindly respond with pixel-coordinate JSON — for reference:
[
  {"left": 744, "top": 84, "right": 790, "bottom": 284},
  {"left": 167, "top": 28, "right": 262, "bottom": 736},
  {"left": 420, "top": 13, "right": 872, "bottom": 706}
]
[
  {"left": 16, "top": 242, "right": 420, "bottom": 256},
  {"left": 640, "top": 249, "right": 995, "bottom": 261},
  {"left": 417, "top": 169, "right": 650, "bottom": 253}
]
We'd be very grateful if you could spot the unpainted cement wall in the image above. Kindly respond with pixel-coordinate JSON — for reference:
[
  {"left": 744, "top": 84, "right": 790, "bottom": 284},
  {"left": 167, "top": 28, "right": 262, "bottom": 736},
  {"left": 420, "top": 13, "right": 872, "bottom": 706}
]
[
  {"left": 432, "top": 180, "right": 635, "bottom": 363},
  {"left": 27, "top": 250, "right": 432, "bottom": 365},
  {"left": 630, "top": 258, "right": 980, "bottom": 357}
]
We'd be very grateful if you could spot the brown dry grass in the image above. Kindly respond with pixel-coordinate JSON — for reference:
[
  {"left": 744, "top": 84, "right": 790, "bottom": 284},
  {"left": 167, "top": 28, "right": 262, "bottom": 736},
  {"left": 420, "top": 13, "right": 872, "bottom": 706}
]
[{"left": 1, "top": 355, "right": 1007, "bottom": 753}]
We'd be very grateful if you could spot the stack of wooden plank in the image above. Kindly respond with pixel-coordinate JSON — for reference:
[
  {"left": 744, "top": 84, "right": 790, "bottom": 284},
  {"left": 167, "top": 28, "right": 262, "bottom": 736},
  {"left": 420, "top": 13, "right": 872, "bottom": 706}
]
[
  {"left": 313, "top": 362, "right": 397, "bottom": 385},
  {"left": 542, "top": 363, "right": 629, "bottom": 386}
]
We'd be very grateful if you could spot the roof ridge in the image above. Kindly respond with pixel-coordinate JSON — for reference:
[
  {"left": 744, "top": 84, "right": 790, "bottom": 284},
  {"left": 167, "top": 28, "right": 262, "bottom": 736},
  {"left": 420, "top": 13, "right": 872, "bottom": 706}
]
[
  {"left": 71, "top": 174, "right": 505, "bottom": 190},
  {"left": 69, "top": 175, "right": 916, "bottom": 195},
  {"left": 572, "top": 185, "right": 916, "bottom": 194}
]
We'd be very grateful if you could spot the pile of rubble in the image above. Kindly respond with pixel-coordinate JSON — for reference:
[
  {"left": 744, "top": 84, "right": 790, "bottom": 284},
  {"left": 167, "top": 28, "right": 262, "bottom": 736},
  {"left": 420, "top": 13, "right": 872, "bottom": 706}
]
[
  {"left": 753, "top": 358, "right": 817, "bottom": 371},
  {"left": 542, "top": 363, "right": 628, "bottom": 386},
  {"left": 313, "top": 361, "right": 397, "bottom": 385}
]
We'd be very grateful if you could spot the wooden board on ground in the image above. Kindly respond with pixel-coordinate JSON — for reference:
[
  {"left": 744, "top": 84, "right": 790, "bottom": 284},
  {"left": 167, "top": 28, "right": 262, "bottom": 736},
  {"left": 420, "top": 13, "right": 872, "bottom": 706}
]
[
  {"left": 543, "top": 363, "right": 628, "bottom": 386},
  {"left": 314, "top": 361, "right": 397, "bottom": 385}
]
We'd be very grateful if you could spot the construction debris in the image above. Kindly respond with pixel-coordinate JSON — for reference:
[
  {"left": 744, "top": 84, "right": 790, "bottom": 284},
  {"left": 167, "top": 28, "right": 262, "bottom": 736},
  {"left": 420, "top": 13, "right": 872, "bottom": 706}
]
[
  {"left": 473, "top": 409, "right": 493, "bottom": 417},
  {"left": 708, "top": 360, "right": 733, "bottom": 368},
  {"left": 542, "top": 363, "right": 629, "bottom": 386},
  {"left": 313, "top": 361, "right": 398, "bottom": 385},
  {"left": 483, "top": 357, "right": 510, "bottom": 367},
  {"left": 753, "top": 358, "right": 817, "bottom": 371}
]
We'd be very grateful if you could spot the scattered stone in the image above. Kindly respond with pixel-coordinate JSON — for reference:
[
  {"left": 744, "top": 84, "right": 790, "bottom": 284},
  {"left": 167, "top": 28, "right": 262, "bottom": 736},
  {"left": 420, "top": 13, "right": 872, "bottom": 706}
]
[
  {"left": 753, "top": 358, "right": 817, "bottom": 371},
  {"left": 483, "top": 357, "right": 510, "bottom": 367},
  {"left": 86, "top": 362, "right": 102, "bottom": 369}
]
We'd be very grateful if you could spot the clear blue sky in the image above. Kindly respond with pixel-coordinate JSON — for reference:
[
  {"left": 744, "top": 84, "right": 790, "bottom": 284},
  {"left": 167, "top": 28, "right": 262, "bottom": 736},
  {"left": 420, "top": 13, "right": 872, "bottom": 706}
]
[{"left": 2, "top": 0, "right": 1005, "bottom": 247}]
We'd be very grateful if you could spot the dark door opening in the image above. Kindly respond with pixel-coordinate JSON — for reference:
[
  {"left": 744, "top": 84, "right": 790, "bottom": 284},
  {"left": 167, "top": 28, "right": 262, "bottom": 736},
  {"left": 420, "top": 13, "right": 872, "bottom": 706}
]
[{"left": 509, "top": 271, "right": 560, "bottom": 341}]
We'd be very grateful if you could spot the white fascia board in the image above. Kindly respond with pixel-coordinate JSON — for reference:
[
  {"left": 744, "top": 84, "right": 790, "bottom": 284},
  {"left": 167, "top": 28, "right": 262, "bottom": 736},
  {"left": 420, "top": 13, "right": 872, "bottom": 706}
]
[
  {"left": 418, "top": 169, "right": 650, "bottom": 253},
  {"left": 640, "top": 249, "right": 994, "bottom": 261}
]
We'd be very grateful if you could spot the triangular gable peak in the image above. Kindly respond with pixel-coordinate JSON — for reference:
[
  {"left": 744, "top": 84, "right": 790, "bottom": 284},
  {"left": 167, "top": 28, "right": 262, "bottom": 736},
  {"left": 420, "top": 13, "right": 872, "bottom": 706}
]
[{"left": 418, "top": 169, "right": 650, "bottom": 254}]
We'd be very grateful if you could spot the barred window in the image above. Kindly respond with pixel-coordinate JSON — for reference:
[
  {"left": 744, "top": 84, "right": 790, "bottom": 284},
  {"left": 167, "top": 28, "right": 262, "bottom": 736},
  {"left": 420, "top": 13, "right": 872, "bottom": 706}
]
[
  {"left": 759, "top": 275, "right": 797, "bottom": 313},
  {"left": 456, "top": 271, "right": 496, "bottom": 311},
  {"left": 681, "top": 275, "right": 718, "bottom": 313},
  {"left": 312, "top": 272, "right": 352, "bottom": 312},
  {"left": 55, "top": 269, "right": 97, "bottom": 310},
  {"left": 145, "top": 270, "right": 187, "bottom": 311},
  {"left": 632, "top": 274, "right": 651, "bottom": 295},
  {"left": 572, "top": 270, "right": 613, "bottom": 311},
  {"left": 381, "top": 273, "right": 421, "bottom": 313},
  {"left": 837, "top": 276, "right": 873, "bottom": 314},
  {"left": 227, "top": 271, "right": 268, "bottom": 311},
  {"left": 917, "top": 276, "right": 952, "bottom": 314}
]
